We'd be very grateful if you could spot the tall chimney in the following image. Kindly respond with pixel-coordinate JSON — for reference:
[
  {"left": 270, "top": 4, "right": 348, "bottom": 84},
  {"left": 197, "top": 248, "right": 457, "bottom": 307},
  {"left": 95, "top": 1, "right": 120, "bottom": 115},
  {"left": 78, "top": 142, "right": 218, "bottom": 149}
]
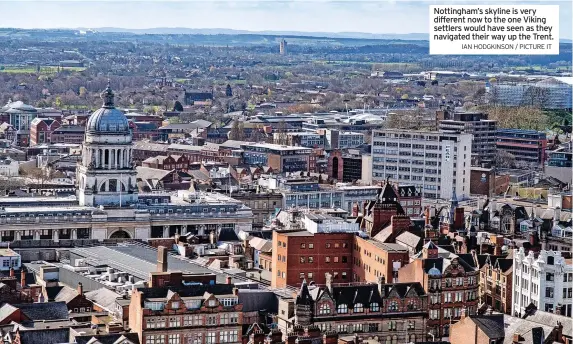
[
  {"left": 77, "top": 282, "right": 83, "bottom": 296},
  {"left": 157, "top": 246, "right": 168, "bottom": 273},
  {"left": 9, "top": 268, "right": 14, "bottom": 277},
  {"left": 226, "top": 276, "right": 232, "bottom": 285},
  {"left": 20, "top": 269, "right": 26, "bottom": 287}
]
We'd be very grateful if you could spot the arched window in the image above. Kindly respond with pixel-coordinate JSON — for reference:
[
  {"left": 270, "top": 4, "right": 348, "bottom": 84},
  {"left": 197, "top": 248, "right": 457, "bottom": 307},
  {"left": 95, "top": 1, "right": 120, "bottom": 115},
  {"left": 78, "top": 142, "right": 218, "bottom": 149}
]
[
  {"left": 337, "top": 304, "right": 348, "bottom": 314},
  {"left": 410, "top": 334, "right": 416, "bottom": 343},
  {"left": 392, "top": 335, "right": 397, "bottom": 344},
  {"left": 353, "top": 303, "right": 364, "bottom": 313},
  {"left": 100, "top": 182, "right": 106, "bottom": 192},
  {"left": 385, "top": 336, "right": 391, "bottom": 344},
  {"left": 370, "top": 302, "right": 380, "bottom": 312},
  {"left": 319, "top": 303, "right": 331, "bottom": 315}
]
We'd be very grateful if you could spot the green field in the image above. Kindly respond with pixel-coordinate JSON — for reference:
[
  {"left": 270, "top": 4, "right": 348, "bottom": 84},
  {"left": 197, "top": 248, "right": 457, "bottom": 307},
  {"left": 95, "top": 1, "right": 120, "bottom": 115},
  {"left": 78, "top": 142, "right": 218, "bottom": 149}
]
[{"left": 0, "top": 65, "right": 86, "bottom": 74}]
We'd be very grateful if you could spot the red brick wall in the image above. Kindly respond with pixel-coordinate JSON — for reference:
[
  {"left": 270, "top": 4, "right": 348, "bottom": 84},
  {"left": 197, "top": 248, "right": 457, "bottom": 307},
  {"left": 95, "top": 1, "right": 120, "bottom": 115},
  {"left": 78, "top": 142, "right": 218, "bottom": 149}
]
[{"left": 353, "top": 236, "right": 410, "bottom": 283}]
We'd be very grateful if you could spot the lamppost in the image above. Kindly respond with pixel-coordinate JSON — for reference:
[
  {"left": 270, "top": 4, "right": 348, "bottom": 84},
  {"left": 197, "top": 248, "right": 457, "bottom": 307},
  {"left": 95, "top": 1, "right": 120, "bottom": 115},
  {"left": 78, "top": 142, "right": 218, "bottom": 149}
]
[{"left": 428, "top": 332, "right": 435, "bottom": 342}]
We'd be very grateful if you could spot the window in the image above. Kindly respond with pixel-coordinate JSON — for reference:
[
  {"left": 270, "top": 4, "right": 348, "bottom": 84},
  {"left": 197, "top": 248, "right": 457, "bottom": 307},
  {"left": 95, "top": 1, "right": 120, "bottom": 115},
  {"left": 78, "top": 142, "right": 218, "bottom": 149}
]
[
  {"left": 353, "top": 303, "right": 364, "bottom": 313},
  {"left": 308, "top": 272, "right": 313, "bottom": 279},
  {"left": 546, "top": 287, "right": 554, "bottom": 298},
  {"left": 308, "top": 256, "right": 314, "bottom": 263},
  {"left": 207, "top": 315, "right": 217, "bottom": 326},
  {"left": 169, "top": 316, "right": 180, "bottom": 327},
  {"left": 337, "top": 304, "right": 348, "bottom": 314},
  {"left": 444, "top": 293, "right": 452, "bottom": 303},
  {"left": 220, "top": 298, "right": 238, "bottom": 307},
  {"left": 326, "top": 243, "right": 331, "bottom": 248},
  {"left": 308, "top": 243, "right": 314, "bottom": 249},
  {"left": 219, "top": 330, "right": 239, "bottom": 342},
  {"left": 430, "top": 309, "right": 439, "bottom": 319},
  {"left": 408, "top": 321, "right": 415, "bottom": 330},
  {"left": 319, "top": 303, "right": 331, "bottom": 315},
  {"left": 388, "top": 321, "right": 397, "bottom": 331},
  {"left": 168, "top": 334, "right": 180, "bottom": 344},
  {"left": 146, "top": 335, "right": 165, "bottom": 344},
  {"left": 342, "top": 272, "right": 347, "bottom": 279},
  {"left": 334, "top": 257, "right": 339, "bottom": 263},
  {"left": 546, "top": 273, "right": 554, "bottom": 281},
  {"left": 325, "top": 257, "right": 330, "bottom": 263},
  {"left": 208, "top": 300, "right": 216, "bottom": 307},
  {"left": 300, "top": 257, "right": 305, "bottom": 263},
  {"left": 301, "top": 243, "right": 306, "bottom": 249},
  {"left": 388, "top": 301, "right": 398, "bottom": 311},
  {"left": 300, "top": 273, "right": 305, "bottom": 279},
  {"left": 206, "top": 332, "right": 216, "bottom": 344},
  {"left": 370, "top": 302, "right": 379, "bottom": 312},
  {"left": 342, "top": 256, "right": 347, "bottom": 263}
]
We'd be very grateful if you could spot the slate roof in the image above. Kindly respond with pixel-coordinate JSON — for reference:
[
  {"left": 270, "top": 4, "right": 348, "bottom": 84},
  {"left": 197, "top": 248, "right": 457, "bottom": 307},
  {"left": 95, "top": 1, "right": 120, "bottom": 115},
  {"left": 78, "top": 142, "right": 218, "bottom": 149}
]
[
  {"left": 16, "top": 327, "right": 70, "bottom": 344},
  {"left": 318, "top": 282, "right": 425, "bottom": 306},
  {"left": 502, "top": 314, "right": 554, "bottom": 344},
  {"left": 395, "top": 231, "right": 422, "bottom": 249},
  {"left": 84, "top": 288, "right": 122, "bottom": 312},
  {"left": 14, "top": 302, "right": 69, "bottom": 321},
  {"left": 54, "top": 286, "right": 80, "bottom": 304},
  {"left": 237, "top": 290, "right": 278, "bottom": 313},
  {"left": 137, "top": 284, "right": 236, "bottom": 302},
  {"left": 45, "top": 286, "right": 64, "bottom": 301},
  {"left": 470, "top": 314, "right": 505, "bottom": 339},
  {"left": 524, "top": 309, "right": 572, "bottom": 338}
]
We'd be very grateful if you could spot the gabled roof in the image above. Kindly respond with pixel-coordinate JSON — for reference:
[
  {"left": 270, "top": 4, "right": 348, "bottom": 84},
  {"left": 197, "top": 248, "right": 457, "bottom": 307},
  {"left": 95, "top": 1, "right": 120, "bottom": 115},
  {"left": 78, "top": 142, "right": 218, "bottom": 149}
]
[
  {"left": 13, "top": 302, "right": 69, "bottom": 321},
  {"left": 395, "top": 231, "right": 422, "bottom": 248},
  {"left": 0, "top": 304, "right": 18, "bottom": 323},
  {"left": 16, "top": 327, "right": 70, "bottom": 344},
  {"left": 470, "top": 314, "right": 505, "bottom": 339},
  {"left": 54, "top": 286, "right": 80, "bottom": 304},
  {"left": 84, "top": 288, "right": 122, "bottom": 311}
]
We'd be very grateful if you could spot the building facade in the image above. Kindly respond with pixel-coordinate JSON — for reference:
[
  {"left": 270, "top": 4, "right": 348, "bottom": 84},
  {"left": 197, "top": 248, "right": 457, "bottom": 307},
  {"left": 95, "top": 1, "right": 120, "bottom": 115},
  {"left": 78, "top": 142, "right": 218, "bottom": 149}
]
[
  {"left": 477, "top": 254, "right": 513, "bottom": 314},
  {"left": 129, "top": 284, "right": 243, "bottom": 344},
  {"left": 241, "top": 143, "right": 311, "bottom": 173},
  {"left": 512, "top": 248, "right": 573, "bottom": 317},
  {"left": 277, "top": 278, "right": 428, "bottom": 343},
  {"left": 438, "top": 111, "right": 497, "bottom": 166},
  {"left": 372, "top": 129, "right": 472, "bottom": 200},
  {"left": 496, "top": 129, "right": 547, "bottom": 167}
]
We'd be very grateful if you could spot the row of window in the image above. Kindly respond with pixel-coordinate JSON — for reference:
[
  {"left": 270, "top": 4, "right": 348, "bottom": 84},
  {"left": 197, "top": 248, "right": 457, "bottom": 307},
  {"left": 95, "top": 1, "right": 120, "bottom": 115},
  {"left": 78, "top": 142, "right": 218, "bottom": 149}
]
[
  {"left": 146, "top": 313, "right": 239, "bottom": 328},
  {"left": 145, "top": 331, "right": 238, "bottom": 344}
]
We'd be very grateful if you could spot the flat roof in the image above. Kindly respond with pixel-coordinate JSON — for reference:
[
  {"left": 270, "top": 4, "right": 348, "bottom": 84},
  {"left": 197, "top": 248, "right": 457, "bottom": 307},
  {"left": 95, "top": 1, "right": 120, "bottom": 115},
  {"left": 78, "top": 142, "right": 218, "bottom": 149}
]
[{"left": 71, "top": 245, "right": 230, "bottom": 283}]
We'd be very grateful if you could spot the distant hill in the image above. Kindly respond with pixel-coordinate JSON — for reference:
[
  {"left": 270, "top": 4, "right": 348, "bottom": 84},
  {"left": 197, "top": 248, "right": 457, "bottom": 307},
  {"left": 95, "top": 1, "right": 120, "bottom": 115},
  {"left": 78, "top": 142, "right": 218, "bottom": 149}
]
[{"left": 79, "top": 27, "right": 429, "bottom": 40}]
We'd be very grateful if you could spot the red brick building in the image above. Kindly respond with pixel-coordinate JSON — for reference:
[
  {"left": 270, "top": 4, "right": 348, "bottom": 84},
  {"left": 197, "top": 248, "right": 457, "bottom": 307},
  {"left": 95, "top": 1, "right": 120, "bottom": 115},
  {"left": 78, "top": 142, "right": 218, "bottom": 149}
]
[
  {"left": 277, "top": 277, "right": 428, "bottom": 343},
  {"left": 142, "top": 154, "right": 190, "bottom": 171},
  {"left": 29, "top": 118, "right": 61, "bottom": 146},
  {"left": 398, "top": 241, "right": 480, "bottom": 338}
]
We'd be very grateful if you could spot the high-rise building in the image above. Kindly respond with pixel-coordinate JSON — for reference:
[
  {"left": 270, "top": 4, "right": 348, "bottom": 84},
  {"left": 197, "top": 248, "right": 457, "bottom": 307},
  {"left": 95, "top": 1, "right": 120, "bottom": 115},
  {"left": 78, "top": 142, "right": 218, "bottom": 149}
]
[
  {"left": 438, "top": 111, "right": 497, "bottom": 166},
  {"left": 371, "top": 129, "right": 472, "bottom": 200},
  {"left": 279, "top": 39, "right": 287, "bottom": 55},
  {"left": 512, "top": 248, "right": 573, "bottom": 317},
  {"left": 496, "top": 129, "right": 547, "bottom": 167}
]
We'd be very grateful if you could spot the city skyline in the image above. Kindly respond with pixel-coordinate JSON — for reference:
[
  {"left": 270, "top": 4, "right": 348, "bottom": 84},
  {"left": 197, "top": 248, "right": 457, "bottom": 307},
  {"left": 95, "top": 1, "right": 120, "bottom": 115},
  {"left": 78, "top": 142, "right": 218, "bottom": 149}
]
[{"left": 0, "top": 0, "right": 571, "bottom": 39}]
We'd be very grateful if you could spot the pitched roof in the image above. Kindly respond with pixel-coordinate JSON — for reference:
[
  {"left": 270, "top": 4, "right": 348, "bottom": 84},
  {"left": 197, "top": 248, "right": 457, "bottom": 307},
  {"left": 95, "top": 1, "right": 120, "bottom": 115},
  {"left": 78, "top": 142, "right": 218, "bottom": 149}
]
[
  {"left": 470, "top": 314, "right": 505, "bottom": 339},
  {"left": 14, "top": 302, "right": 69, "bottom": 321},
  {"left": 0, "top": 304, "right": 18, "bottom": 323},
  {"left": 54, "top": 286, "right": 80, "bottom": 304},
  {"left": 16, "top": 328, "right": 70, "bottom": 344},
  {"left": 84, "top": 288, "right": 122, "bottom": 311},
  {"left": 395, "top": 231, "right": 422, "bottom": 248},
  {"left": 523, "top": 309, "right": 572, "bottom": 337},
  {"left": 76, "top": 333, "right": 140, "bottom": 344},
  {"left": 237, "top": 290, "right": 278, "bottom": 313}
]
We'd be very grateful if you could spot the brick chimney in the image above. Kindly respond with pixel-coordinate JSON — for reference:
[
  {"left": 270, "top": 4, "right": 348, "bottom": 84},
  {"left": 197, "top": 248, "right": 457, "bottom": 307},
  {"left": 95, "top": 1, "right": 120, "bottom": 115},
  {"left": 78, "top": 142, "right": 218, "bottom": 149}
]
[
  {"left": 157, "top": 246, "right": 168, "bottom": 273},
  {"left": 325, "top": 273, "right": 333, "bottom": 294},
  {"left": 390, "top": 215, "right": 411, "bottom": 236},
  {"left": 77, "top": 282, "right": 83, "bottom": 296},
  {"left": 424, "top": 207, "right": 430, "bottom": 226},
  {"left": 20, "top": 269, "right": 26, "bottom": 287},
  {"left": 9, "top": 268, "right": 14, "bottom": 277},
  {"left": 512, "top": 333, "right": 522, "bottom": 343},
  {"left": 454, "top": 208, "right": 465, "bottom": 230}
]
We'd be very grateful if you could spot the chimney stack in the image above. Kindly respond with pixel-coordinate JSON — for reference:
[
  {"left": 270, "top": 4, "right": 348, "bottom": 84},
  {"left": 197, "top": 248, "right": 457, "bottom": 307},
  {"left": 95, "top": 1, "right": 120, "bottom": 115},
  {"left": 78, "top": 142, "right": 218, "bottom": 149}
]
[
  {"left": 9, "top": 268, "right": 14, "bottom": 277},
  {"left": 77, "top": 282, "right": 83, "bottom": 296},
  {"left": 157, "top": 246, "right": 168, "bottom": 273},
  {"left": 226, "top": 276, "right": 232, "bottom": 285},
  {"left": 20, "top": 269, "right": 26, "bottom": 287}
]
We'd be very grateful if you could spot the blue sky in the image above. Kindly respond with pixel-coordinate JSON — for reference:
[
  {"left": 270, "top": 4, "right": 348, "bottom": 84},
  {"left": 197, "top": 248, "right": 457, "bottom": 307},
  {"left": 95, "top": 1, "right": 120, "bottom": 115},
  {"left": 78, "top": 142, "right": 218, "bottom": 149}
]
[{"left": 0, "top": 0, "right": 571, "bottom": 38}]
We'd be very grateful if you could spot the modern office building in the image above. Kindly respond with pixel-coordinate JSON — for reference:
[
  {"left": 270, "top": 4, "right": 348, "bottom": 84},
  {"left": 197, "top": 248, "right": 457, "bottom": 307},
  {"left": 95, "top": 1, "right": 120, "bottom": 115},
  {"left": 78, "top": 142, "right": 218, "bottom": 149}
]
[
  {"left": 438, "top": 111, "right": 497, "bottom": 166},
  {"left": 496, "top": 129, "right": 547, "bottom": 167},
  {"left": 371, "top": 129, "right": 472, "bottom": 200},
  {"left": 490, "top": 77, "right": 573, "bottom": 110},
  {"left": 241, "top": 143, "right": 312, "bottom": 173},
  {"left": 512, "top": 248, "right": 573, "bottom": 318}
]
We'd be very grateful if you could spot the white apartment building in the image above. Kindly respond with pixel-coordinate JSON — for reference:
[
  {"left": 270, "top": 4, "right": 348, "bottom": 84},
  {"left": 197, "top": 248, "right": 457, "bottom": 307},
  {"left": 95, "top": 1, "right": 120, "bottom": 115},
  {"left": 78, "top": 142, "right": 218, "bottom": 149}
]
[
  {"left": 371, "top": 129, "right": 472, "bottom": 200},
  {"left": 512, "top": 248, "right": 573, "bottom": 317}
]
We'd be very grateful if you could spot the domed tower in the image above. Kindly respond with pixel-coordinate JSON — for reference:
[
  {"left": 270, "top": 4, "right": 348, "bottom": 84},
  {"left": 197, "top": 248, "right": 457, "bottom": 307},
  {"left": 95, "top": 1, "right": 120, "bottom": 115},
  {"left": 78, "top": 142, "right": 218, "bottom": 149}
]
[{"left": 77, "top": 85, "right": 138, "bottom": 207}]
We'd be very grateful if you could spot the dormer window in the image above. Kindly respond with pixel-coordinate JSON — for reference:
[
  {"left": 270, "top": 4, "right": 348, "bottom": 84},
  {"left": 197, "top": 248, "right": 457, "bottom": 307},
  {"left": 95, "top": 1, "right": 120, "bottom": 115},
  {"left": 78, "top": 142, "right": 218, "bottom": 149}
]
[
  {"left": 353, "top": 303, "right": 364, "bottom": 313},
  {"left": 389, "top": 301, "right": 398, "bottom": 311},
  {"left": 208, "top": 300, "right": 216, "bottom": 307},
  {"left": 144, "top": 301, "right": 165, "bottom": 311},
  {"left": 319, "top": 303, "right": 331, "bottom": 315},
  {"left": 171, "top": 301, "right": 180, "bottom": 309},
  {"left": 370, "top": 302, "right": 380, "bottom": 312},
  {"left": 337, "top": 304, "right": 348, "bottom": 314}
]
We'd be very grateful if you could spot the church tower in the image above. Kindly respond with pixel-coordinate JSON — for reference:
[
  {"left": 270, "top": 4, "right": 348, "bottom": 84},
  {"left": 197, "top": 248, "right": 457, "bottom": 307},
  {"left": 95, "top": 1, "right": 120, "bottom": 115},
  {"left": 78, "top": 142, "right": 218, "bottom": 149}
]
[{"left": 76, "top": 85, "right": 138, "bottom": 207}]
